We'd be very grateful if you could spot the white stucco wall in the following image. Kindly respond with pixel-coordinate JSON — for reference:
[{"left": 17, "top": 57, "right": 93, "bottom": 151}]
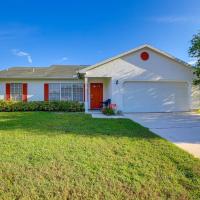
[
  {"left": 0, "top": 79, "right": 83, "bottom": 101},
  {"left": 85, "top": 48, "right": 193, "bottom": 111}
]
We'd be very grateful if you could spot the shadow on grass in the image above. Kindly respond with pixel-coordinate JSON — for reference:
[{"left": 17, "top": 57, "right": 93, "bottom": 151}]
[{"left": 0, "top": 112, "right": 159, "bottom": 139}]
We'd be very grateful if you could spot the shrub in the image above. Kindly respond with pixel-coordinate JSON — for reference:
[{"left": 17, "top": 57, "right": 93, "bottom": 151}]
[
  {"left": 102, "top": 107, "right": 115, "bottom": 115},
  {"left": 0, "top": 100, "right": 84, "bottom": 112}
]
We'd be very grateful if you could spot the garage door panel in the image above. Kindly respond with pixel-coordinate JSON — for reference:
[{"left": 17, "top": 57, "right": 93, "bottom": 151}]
[{"left": 123, "top": 82, "right": 189, "bottom": 112}]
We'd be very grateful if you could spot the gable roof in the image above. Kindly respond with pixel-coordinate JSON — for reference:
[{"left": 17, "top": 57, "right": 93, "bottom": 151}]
[
  {"left": 0, "top": 65, "right": 89, "bottom": 80},
  {"left": 79, "top": 44, "right": 192, "bottom": 73}
]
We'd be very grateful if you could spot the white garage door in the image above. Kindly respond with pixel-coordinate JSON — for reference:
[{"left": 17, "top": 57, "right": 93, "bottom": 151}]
[{"left": 123, "top": 81, "right": 189, "bottom": 112}]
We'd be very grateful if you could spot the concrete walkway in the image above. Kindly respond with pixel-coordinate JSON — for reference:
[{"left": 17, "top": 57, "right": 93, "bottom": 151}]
[
  {"left": 89, "top": 110, "right": 125, "bottom": 119},
  {"left": 124, "top": 112, "right": 200, "bottom": 158}
]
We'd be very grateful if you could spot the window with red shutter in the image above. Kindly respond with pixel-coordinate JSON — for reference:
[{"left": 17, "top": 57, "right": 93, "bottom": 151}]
[
  {"left": 22, "top": 83, "right": 28, "bottom": 102},
  {"left": 44, "top": 83, "right": 49, "bottom": 101},
  {"left": 5, "top": 83, "right": 10, "bottom": 101}
]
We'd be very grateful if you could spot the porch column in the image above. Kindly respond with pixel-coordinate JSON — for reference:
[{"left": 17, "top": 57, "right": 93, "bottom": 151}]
[{"left": 84, "top": 77, "right": 89, "bottom": 113}]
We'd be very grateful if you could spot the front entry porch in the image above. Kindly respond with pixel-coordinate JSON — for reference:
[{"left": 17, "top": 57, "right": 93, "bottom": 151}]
[
  {"left": 84, "top": 77, "right": 111, "bottom": 113},
  {"left": 90, "top": 83, "right": 103, "bottom": 109}
]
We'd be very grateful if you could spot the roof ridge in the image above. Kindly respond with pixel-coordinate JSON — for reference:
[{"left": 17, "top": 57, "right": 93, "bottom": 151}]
[
  {"left": 0, "top": 64, "right": 89, "bottom": 79},
  {"left": 1, "top": 64, "right": 90, "bottom": 72}
]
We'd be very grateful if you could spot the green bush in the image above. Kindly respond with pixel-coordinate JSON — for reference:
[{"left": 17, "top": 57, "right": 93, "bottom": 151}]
[
  {"left": 0, "top": 100, "right": 84, "bottom": 112},
  {"left": 102, "top": 107, "right": 115, "bottom": 115}
]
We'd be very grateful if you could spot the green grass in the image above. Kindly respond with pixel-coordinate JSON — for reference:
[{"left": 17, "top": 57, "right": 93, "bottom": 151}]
[{"left": 0, "top": 112, "right": 200, "bottom": 200}]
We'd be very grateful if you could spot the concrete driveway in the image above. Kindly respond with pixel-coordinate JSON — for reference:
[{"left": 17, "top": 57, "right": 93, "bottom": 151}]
[{"left": 124, "top": 112, "right": 200, "bottom": 158}]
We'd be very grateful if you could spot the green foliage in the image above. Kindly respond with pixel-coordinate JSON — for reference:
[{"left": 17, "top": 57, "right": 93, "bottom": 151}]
[
  {"left": 0, "top": 100, "right": 84, "bottom": 112},
  {"left": 193, "top": 67, "right": 200, "bottom": 85},
  {"left": 102, "top": 107, "right": 115, "bottom": 115},
  {"left": 189, "top": 31, "right": 200, "bottom": 85},
  {"left": 0, "top": 112, "right": 200, "bottom": 199}
]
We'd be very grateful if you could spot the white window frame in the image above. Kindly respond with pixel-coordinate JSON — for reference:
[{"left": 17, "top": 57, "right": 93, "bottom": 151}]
[
  {"left": 10, "top": 83, "right": 23, "bottom": 101},
  {"left": 48, "top": 82, "right": 83, "bottom": 102},
  {"left": 49, "top": 83, "right": 60, "bottom": 101},
  {"left": 61, "top": 83, "right": 73, "bottom": 101},
  {"left": 72, "top": 83, "right": 84, "bottom": 102}
]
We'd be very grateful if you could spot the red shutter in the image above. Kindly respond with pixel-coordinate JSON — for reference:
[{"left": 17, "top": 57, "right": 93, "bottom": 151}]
[
  {"left": 22, "top": 83, "right": 28, "bottom": 102},
  {"left": 6, "top": 83, "right": 10, "bottom": 101},
  {"left": 44, "top": 83, "right": 49, "bottom": 101}
]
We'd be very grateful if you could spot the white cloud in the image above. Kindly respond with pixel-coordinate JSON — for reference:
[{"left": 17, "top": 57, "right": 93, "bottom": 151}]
[
  {"left": 12, "top": 49, "right": 32, "bottom": 64},
  {"left": 61, "top": 57, "right": 68, "bottom": 62},
  {"left": 57, "top": 56, "right": 68, "bottom": 64},
  {"left": 150, "top": 16, "right": 200, "bottom": 24},
  {"left": 188, "top": 59, "right": 197, "bottom": 66}
]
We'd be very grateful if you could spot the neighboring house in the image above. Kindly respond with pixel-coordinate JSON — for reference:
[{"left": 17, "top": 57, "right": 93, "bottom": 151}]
[{"left": 0, "top": 44, "right": 199, "bottom": 112}]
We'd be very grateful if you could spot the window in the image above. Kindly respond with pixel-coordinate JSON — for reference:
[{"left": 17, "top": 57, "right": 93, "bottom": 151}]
[
  {"left": 61, "top": 83, "right": 72, "bottom": 101},
  {"left": 49, "top": 83, "right": 60, "bottom": 101},
  {"left": 10, "top": 83, "right": 22, "bottom": 101},
  {"left": 48, "top": 83, "right": 83, "bottom": 102},
  {"left": 73, "top": 83, "right": 83, "bottom": 102}
]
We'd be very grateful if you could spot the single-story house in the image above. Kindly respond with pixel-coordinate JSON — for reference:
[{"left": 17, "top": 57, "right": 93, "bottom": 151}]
[{"left": 0, "top": 44, "right": 199, "bottom": 112}]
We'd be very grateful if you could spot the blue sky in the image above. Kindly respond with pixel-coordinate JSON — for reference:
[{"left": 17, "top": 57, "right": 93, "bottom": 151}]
[{"left": 0, "top": 0, "right": 199, "bottom": 69}]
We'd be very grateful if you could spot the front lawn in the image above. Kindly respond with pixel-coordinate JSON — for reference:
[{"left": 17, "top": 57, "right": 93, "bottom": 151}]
[{"left": 0, "top": 112, "right": 199, "bottom": 199}]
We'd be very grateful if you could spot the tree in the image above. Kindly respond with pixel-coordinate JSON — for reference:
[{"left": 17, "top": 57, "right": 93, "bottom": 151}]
[{"left": 189, "top": 31, "right": 200, "bottom": 85}]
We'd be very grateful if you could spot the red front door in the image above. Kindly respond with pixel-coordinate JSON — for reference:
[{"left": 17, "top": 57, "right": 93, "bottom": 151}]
[{"left": 90, "top": 83, "right": 103, "bottom": 109}]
